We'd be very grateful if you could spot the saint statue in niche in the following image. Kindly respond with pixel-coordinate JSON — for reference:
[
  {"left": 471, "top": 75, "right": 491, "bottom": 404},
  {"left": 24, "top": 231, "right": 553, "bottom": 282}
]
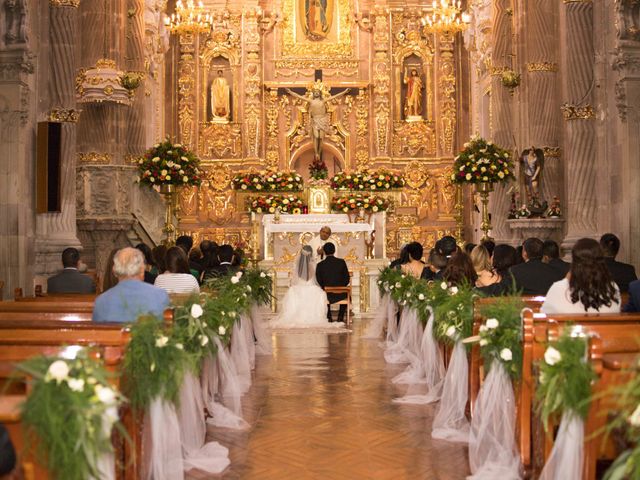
[
  {"left": 519, "top": 146, "right": 547, "bottom": 215},
  {"left": 210, "top": 69, "right": 230, "bottom": 122},
  {"left": 300, "top": 0, "right": 334, "bottom": 41},
  {"left": 404, "top": 67, "right": 423, "bottom": 120}
]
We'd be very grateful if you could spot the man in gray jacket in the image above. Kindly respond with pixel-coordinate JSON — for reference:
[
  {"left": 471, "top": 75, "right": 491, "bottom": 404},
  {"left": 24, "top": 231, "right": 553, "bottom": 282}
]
[{"left": 47, "top": 247, "right": 96, "bottom": 294}]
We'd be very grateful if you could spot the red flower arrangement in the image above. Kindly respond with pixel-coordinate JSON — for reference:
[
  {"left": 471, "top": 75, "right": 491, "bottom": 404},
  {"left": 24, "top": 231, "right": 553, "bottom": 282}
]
[
  {"left": 330, "top": 193, "right": 390, "bottom": 213},
  {"left": 137, "top": 138, "right": 202, "bottom": 187},
  {"left": 247, "top": 194, "right": 306, "bottom": 214},
  {"left": 232, "top": 171, "right": 303, "bottom": 192},
  {"left": 450, "top": 136, "right": 515, "bottom": 185},
  {"left": 331, "top": 169, "right": 405, "bottom": 191}
]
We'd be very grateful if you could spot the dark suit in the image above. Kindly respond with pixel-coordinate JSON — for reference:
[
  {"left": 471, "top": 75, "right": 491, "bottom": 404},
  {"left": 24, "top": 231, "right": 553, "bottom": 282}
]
[
  {"left": 0, "top": 424, "right": 16, "bottom": 475},
  {"left": 509, "top": 258, "right": 564, "bottom": 296},
  {"left": 547, "top": 258, "right": 570, "bottom": 277},
  {"left": 316, "top": 255, "right": 350, "bottom": 322},
  {"left": 604, "top": 258, "right": 637, "bottom": 293},
  {"left": 203, "top": 263, "right": 237, "bottom": 281},
  {"left": 47, "top": 268, "right": 96, "bottom": 294},
  {"left": 623, "top": 279, "right": 640, "bottom": 312}
]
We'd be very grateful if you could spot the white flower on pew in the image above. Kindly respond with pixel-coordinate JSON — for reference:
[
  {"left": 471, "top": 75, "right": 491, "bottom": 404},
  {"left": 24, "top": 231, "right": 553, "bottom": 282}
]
[
  {"left": 544, "top": 346, "right": 562, "bottom": 366},
  {"left": 500, "top": 348, "right": 513, "bottom": 361},
  {"left": 479, "top": 339, "right": 488, "bottom": 347},
  {"left": 446, "top": 325, "right": 457, "bottom": 338},
  {"left": 479, "top": 325, "right": 488, "bottom": 333},
  {"left": 449, "top": 286, "right": 459, "bottom": 295},
  {"left": 406, "top": 292, "right": 411, "bottom": 298},
  {"left": 231, "top": 276, "right": 240, "bottom": 284},
  {"left": 67, "top": 378, "right": 85, "bottom": 392},
  {"left": 190, "top": 304, "right": 204, "bottom": 318},
  {"left": 539, "top": 372, "right": 545, "bottom": 384},
  {"left": 260, "top": 271, "right": 267, "bottom": 278},
  {"left": 200, "top": 335, "right": 209, "bottom": 347},
  {"left": 236, "top": 271, "right": 243, "bottom": 278},
  {"left": 95, "top": 385, "right": 117, "bottom": 405},
  {"left": 395, "top": 282, "right": 401, "bottom": 288},
  {"left": 377, "top": 280, "right": 382, "bottom": 285},
  {"left": 229, "top": 311, "right": 236, "bottom": 318},
  {"left": 247, "top": 285, "right": 252, "bottom": 292},
  {"left": 628, "top": 405, "right": 640, "bottom": 427},
  {"left": 155, "top": 335, "right": 169, "bottom": 348},
  {"left": 150, "top": 362, "right": 156, "bottom": 372},
  {"left": 485, "top": 318, "right": 499, "bottom": 329},
  {"left": 218, "top": 326, "right": 227, "bottom": 335},
  {"left": 175, "top": 343, "right": 184, "bottom": 350},
  {"left": 105, "top": 406, "right": 119, "bottom": 427},
  {"left": 47, "top": 360, "right": 69, "bottom": 384},
  {"left": 441, "top": 282, "right": 448, "bottom": 290},
  {"left": 418, "top": 293, "right": 425, "bottom": 301}
]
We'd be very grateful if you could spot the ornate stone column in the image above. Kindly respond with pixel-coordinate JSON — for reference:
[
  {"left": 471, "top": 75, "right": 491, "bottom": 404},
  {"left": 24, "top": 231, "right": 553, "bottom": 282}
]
[
  {"left": 561, "top": 0, "right": 596, "bottom": 246},
  {"left": 242, "top": 8, "right": 262, "bottom": 161},
  {"left": 35, "top": 0, "right": 82, "bottom": 276},
  {"left": 372, "top": 7, "right": 391, "bottom": 160},
  {"left": 524, "top": 0, "right": 562, "bottom": 205},
  {"left": 0, "top": 0, "right": 35, "bottom": 297},
  {"left": 488, "top": 0, "right": 514, "bottom": 242}
]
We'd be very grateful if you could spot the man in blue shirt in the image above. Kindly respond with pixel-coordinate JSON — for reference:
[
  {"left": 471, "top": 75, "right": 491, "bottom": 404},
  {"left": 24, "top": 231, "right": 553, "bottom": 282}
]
[{"left": 93, "top": 247, "right": 169, "bottom": 323}]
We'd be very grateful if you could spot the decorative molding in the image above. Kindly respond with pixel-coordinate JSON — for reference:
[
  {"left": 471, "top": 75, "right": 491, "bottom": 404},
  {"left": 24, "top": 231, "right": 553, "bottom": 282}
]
[
  {"left": 49, "top": 0, "right": 80, "bottom": 6},
  {"left": 542, "top": 146, "right": 561, "bottom": 158},
  {"left": 561, "top": 103, "right": 595, "bottom": 120},
  {"left": 526, "top": 62, "right": 558, "bottom": 72},
  {"left": 562, "top": 0, "right": 592, "bottom": 3},
  {"left": 48, "top": 108, "right": 81, "bottom": 123},
  {"left": 274, "top": 59, "right": 359, "bottom": 71},
  {"left": 489, "top": 65, "right": 509, "bottom": 76},
  {"left": 77, "top": 152, "right": 112, "bottom": 164}
]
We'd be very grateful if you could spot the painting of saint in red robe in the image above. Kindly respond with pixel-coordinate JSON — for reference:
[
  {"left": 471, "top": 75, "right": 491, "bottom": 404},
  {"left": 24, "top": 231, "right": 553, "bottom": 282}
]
[{"left": 300, "top": 0, "right": 334, "bottom": 41}]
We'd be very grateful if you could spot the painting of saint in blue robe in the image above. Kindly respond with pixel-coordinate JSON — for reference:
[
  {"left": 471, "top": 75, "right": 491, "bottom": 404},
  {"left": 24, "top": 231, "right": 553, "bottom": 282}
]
[{"left": 300, "top": 0, "right": 334, "bottom": 41}]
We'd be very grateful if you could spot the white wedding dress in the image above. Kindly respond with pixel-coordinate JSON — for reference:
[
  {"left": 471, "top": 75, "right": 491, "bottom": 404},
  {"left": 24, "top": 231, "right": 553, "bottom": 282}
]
[{"left": 271, "top": 247, "right": 343, "bottom": 328}]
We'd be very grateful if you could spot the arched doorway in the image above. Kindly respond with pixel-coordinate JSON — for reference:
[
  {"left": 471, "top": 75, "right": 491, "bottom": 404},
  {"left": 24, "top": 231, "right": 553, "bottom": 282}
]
[{"left": 289, "top": 142, "right": 345, "bottom": 182}]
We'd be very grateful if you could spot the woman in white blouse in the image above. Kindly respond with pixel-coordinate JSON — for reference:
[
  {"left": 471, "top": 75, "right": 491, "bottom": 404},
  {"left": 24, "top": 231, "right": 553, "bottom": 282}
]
[
  {"left": 154, "top": 246, "right": 200, "bottom": 294},
  {"left": 541, "top": 238, "right": 620, "bottom": 314}
]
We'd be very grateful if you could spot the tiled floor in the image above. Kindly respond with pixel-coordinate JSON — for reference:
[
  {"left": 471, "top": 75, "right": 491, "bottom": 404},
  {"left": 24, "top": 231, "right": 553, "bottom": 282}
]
[{"left": 193, "top": 318, "right": 470, "bottom": 479}]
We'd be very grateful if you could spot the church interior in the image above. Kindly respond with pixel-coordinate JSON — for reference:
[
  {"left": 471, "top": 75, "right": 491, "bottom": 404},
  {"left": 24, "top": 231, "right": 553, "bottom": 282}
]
[{"left": 1, "top": 0, "right": 640, "bottom": 479}]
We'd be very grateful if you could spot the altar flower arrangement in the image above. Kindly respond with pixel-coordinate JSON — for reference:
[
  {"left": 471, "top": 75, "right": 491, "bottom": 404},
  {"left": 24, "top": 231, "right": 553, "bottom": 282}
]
[
  {"left": 232, "top": 170, "right": 303, "bottom": 192},
  {"left": 330, "top": 193, "right": 390, "bottom": 213},
  {"left": 16, "top": 350, "right": 126, "bottom": 479},
  {"left": 331, "top": 169, "right": 405, "bottom": 191},
  {"left": 247, "top": 194, "right": 306, "bottom": 214},
  {"left": 450, "top": 136, "right": 515, "bottom": 185},
  {"left": 309, "top": 157, "right": 329, "bottom": 181},
  {"left": 137, "top": 138, "right": 202, "bottom": 187}
]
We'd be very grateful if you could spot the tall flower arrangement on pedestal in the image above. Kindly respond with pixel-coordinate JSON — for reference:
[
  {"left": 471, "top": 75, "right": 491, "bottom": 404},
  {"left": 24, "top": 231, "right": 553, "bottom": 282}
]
[
  {"left": 137, "top": 138, "right": 202, "bottom": 187},
  {"left": 451, "top": 136, "right": 515, "bottom": 240}
]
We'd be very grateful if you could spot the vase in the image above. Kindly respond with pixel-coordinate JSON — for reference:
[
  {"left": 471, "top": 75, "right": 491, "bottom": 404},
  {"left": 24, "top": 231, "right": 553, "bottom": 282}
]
[
  {"left": 475, "top": 182, "right": 494, "bottom": 241},
  {"left": 159, "top": 183, "right": 178, "bottom": 245}
]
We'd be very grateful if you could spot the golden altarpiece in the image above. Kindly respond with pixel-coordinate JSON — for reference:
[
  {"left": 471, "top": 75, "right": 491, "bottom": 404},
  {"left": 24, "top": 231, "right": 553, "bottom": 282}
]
[{"left": 166, "top": 1, "right": 466, "bottom": 311}]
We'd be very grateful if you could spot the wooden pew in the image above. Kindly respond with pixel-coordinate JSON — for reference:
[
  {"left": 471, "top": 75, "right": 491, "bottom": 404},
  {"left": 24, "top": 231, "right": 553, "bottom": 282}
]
[{"left": 520, "top": 311, "right": 640, "bottom": 478}]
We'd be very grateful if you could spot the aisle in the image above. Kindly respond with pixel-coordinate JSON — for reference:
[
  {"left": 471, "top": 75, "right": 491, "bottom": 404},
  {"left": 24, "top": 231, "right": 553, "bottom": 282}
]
[{"left": 192, "top": 319, "right": 470, "bottom": 479}]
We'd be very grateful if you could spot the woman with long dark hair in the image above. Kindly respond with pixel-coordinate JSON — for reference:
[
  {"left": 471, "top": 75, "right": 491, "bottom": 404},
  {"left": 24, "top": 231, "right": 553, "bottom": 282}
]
[
  {"left": 541, "top": 238, "right": 620, "bottom": 313},
  {"left": 401, "top": 242, "right": 426, "bottom": 278},
  {"left": 443, "top": 251, "right": 478, "bottom": 287},
  {"left": 154, "top": 246, "right": 200, "bottom": 294}
]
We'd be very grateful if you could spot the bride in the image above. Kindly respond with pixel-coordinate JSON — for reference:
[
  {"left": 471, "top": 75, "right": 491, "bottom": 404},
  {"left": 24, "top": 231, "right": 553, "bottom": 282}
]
[{"left": 271, "top": 245, "right": 343, "bottom": 328}]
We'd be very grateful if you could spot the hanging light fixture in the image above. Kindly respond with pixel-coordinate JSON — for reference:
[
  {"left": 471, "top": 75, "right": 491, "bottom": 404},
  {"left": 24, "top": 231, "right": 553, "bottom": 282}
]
[
  {"left": 77, "top": 0, "right": 130, "bottom": 105},
  {"left": 164, "top": 0, "right": 212, "bottom": 35},
  {"left": 422, "top": 0, "right": 471, "bottom": 34}
]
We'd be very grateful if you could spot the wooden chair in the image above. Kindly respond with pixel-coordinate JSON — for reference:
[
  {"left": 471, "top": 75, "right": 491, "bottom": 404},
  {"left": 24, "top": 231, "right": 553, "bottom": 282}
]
[{"left": 325, "top": 286, "right": 352, "bottom": 326}]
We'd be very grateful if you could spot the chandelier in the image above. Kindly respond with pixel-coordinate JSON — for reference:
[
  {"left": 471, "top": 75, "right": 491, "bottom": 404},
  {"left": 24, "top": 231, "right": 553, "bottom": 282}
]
[
  {"left": 165, "top": 0, "right": 212, "bottom": 34},
  {"left": 423, "top": 0, "right": 471, "bottom": 34}
]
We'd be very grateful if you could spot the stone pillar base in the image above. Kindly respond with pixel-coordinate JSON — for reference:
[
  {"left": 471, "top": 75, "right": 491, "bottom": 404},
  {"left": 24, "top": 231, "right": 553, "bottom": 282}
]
[{"left": 507, "top": 218, "right": 566, "bottom": 246}]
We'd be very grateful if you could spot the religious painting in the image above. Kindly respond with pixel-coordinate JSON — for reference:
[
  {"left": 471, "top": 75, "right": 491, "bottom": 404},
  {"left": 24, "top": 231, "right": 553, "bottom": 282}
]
[
  {"left": 282, "top": 0, "right": 353, "bottom": 59},
  {"left": 299, "top": 0, "right": 335, "bottom": 41}
]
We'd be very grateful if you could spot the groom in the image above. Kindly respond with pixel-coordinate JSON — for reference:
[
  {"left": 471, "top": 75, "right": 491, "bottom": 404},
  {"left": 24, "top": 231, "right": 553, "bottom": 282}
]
[{"left": 315, "top": 242, "right": 350, "bottom": 322}]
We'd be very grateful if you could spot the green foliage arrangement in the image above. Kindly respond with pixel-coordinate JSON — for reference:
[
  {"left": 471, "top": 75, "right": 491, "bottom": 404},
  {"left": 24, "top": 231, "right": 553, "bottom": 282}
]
[
  {"left": 376, "top": 267, "right": 403, "bottom": 296},
  {"left": 477, "top": 296, "right": 525, "bottom": 379},
  {"left": 450, "top": 136, "right": 515, "bottom": 185},
  {"left": 602, "top": 363, "right": 640, "bottom": 480},
  {"left": 536, "top": 330, "right": 596, "bottom": 428},
  {"left": 137, "top": 138, "right": 202, "bottom": 187},
  {"left": 17, "top": 350, "right": 126, "bottom": 480},
  {"left": 433, "top": 282, "right": 476, "bottom": 345}
]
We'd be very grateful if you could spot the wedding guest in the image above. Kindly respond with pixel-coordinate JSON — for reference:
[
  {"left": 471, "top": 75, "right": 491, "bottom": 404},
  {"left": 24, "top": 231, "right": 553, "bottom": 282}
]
[
  {"left": 154, "top": 246, "right": 200, "bottom": 294},
  {"left": 93, "top": 248, "right": 169, "bottom": 323},
  {"left": 101, "top": 248, "right": 120, "bottom": 291},
  {"left": 542, "top": 240, "right": 570, "bottom": 277},
  {"left": 436, "top": 235, "right": 458, "bottom": 261},
  {"left": 401, "top": 242, "right": 426, "bottom": 279},
  {"left": 477, "top": 244, "right": 518, "bottom": 296},
  {"left": 623, "top": 279, "right": 640, "bottom": 312},
  {"left": 135, "top": 243, "right": 157, "bottom": 285},
  {"left": 422, "top": 248, "right": 447, "bottom": 281},
  {"left": 389, "top": 244, "right": 409, "bottom": 270},
  {"left": 464, "top": 242, "right": 477, "bottom": 255},
  {"left": 233, "top": 247, "right": 245, "bottom": 268},
  {"left": 542, "top": 238, "right": 620, "bottom": 314},
  {"left": 600, "top": 233, "right": 638, "bottom": 293},
  {"left": 515, "top": 246, "right": 525, "bottom": 265},
  {"left": 176, "top": 234, "right": 203, "bottom": 277},
  {"left": 200, "top": 243, "right": 220, "bottom": 283},
  {"left": 206, "top": 244, "right": 237, "bottom": 278},
  {"left": 151, "top": 245, "right": 167, "bottom": 275},
  {"left": 0, "top": 424, "right": 16, "bottom": 477},
  {"left": 480, "top": 239, "right": 496, "bottom": 258},
  {"left": 470, "top": 244, "right": 500, "bottom": 288},
  {"left": 443, "top": 251, "right": 478, "bottom": 286},
  {"left": 47, "top": 247, "right": 96, "bottom": 294},
  {"left": 509, "top": 237, "right": 563, "bottom": 295}
]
